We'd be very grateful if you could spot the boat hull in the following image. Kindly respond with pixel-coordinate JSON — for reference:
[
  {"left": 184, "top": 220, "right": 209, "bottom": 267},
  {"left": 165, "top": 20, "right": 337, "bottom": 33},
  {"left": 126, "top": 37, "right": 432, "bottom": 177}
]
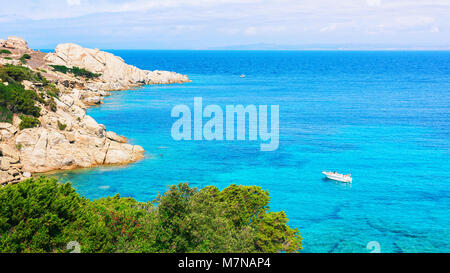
[{"left": 322, "top": 171, "right": 352, "bottom": 183}]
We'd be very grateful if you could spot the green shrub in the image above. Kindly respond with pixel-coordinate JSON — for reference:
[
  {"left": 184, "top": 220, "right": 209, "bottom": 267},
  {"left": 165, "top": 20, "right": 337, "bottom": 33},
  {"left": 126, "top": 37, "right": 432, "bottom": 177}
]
[
  {"left": 47, "top": 97, "right": 57, "bottom": 112},
  {"left": 0, "top": 178, "right": 302, "bottom": 253},
  {"left": 0, "top": 105, "right": 13, "bottom": 123},
  {"left": 0, "top": 49, "right": 11, "bottom": 55},
  {"left": 57, "top": 120, "right": 67, "bottom": 131},
  {"left": 0, "top": 64, "right": 47, "bottom": 84},
  {"left": 3, "top": 57, "right": 12, "bottom": 60},
  {"left": 44, "top": 83, "right": 59, "bottom": 98},
  {"left": 70, "top": 66, "right": 101, "bottom": 79},
  {"left": 0, "top": 81, "right": 42, "bottom": 119},
  {"left": 19, "top": 115, "right": 40, "bottom": 130},
  {"left": 10, "top": 86, "right": 41, "bottom": 117},
  {"left": 50, "top": 65, "right": 69, "bottom": 74},
  {"left": 0, "top": 177, "right": 112, "bottom": 253},
  {"left": 0, "top": 65, "right": 31, "bottom": 82},
  {"left": 50, "top": 65, "right": 101, "bottom": 79},
  {"left": 19, "top": 54, "right": 31, "bottom": 64}
]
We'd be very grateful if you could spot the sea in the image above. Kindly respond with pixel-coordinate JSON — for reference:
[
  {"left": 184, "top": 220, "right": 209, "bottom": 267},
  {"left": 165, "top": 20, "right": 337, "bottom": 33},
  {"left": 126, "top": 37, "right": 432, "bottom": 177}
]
[{"left": 50, "top": 50, "right": 450, "bottom": 253}]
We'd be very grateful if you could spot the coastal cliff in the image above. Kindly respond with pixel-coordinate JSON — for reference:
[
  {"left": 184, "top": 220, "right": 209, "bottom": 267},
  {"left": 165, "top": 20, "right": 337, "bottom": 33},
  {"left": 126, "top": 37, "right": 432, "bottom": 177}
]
[{"left": 0, "top": 36, "right": 190, "bottom": 184}]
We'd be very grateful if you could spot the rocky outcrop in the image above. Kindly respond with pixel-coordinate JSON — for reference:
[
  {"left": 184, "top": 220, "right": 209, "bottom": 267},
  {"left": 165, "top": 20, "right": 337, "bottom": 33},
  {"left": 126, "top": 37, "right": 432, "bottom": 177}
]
[
  {"left": 45, "top": 43, "right": 190, "bottom": 90},
  {"left": 0, "top": 36, "right": 190, "bottom": 185},
  {"left": 2, "top": 36, "right": 29, "bottom": 50}
]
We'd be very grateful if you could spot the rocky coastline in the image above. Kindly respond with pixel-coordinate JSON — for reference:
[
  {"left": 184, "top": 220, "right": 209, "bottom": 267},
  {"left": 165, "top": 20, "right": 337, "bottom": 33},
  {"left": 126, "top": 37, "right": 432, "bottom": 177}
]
[{"left": 0, "top": 36, "right": 190, "bottom": 185}]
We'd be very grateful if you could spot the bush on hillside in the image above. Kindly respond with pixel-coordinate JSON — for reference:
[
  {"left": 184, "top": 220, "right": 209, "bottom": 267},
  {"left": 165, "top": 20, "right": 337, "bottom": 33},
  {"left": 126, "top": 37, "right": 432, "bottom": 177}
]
[
  {"left": 0, "top": 177, "right": 302, "bottom": 253},
  {"left": 0, "top": 64, "right": 47, "bottom": 84},
  {"left": 50, "top": 65, "right": 101, "bottom": 79},
  {"left": 19, "top": 115, "right": 41, "bottom": 130}
]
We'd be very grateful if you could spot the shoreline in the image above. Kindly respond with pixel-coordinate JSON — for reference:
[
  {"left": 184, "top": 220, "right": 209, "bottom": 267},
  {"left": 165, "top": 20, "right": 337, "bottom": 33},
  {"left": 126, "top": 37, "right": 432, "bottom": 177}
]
[{"left": 0, "top": 36, "right": 190, "bottom": 185}]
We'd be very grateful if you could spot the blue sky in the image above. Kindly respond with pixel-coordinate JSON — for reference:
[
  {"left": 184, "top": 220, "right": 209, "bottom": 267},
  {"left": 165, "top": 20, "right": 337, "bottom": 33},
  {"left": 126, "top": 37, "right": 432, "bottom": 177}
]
[{"left": 1, "top": 0, "right": 449, "bottom": 49}]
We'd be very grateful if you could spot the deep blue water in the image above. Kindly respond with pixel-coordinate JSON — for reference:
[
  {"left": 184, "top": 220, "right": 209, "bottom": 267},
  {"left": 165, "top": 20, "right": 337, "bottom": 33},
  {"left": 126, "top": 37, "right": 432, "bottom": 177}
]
[{"left": 52, "top": 51, "right": 450, "bottom": 253}]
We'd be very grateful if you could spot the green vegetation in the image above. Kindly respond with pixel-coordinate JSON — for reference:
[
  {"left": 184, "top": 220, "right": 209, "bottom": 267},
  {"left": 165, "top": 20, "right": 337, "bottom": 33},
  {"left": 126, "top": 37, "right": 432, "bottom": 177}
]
[
  {"left": 50, "top": 64, "right": 70, "bottom": 74},
  {"left": 50, "top": 65, "right": 101, "bottom": 79},
  {"left": 3, "top": 57, "right": 12, "bottom": 60},
  {"left": 19, "top": 115, "right": 41, "bottom": 130},
  {"left": 0, "top": 64, "right": 62, "bottom": 124},
  {"left": 57, "top": 120, "right": 67, "bottom": 131},
  {"left": 0, "top": 49, "right": 12, "bottom": 55},
  {"left": 42, "top": 83, "right": 59, "bottom": 98},
  {"left": 47, "top": 97, "right": 57, "bottom": 112},
  {"left": 0, "top": 82, "right": 41, "bottom": 120},
  {"left": 0, "top": 64, "right": 47, "bottom": 84},
  {"left": 0, "top": 177, "right": 302, "bottom": 253},
  {"left": 0, "top": 105, "right": 13, "bottom": 123},
  {"left": 19, "top": 54, "right": 31, "bottom": 64}
]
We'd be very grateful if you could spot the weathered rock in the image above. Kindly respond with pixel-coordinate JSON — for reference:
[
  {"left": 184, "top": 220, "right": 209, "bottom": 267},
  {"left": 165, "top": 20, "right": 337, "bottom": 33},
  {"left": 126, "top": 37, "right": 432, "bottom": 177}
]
[
  {"left": 0, "top": 144, "right": 20, "bottom": 162},
  {"left": 60, "top": 94, "right": 75, "bottom": 107},
  {"left": 16, "top": 128, "right": 41, "bottom": 147},
  {"left": 103, "top": 141, "right": 144, "bottom": 165},
  {"left": 0, "top": 157, "right": 10, "bottom": 171},
  {"left": 22, "top": 80, "right": 34, "bottom": 90},
  {"left": 83, "top": 96, "right": 102, "bottom": 105},
  {"left": 23, "top": 172, "right": 32, "bottom": 178},
  {"left": 66, "top": 132, "right": 76, "bottom": 143},
  {"left": 0, "top": 171, "right": 13, "bottom": 185},
  {"left": 45, "top": 43, "right": 190, "bottom": 90},
  {"left": 0, "top": 122, "right": 17, "bottom": 133},
  {"left": 82, "top": 115, "right": 105, "bottom": 136},
  {"left": 0, "top": 123, "right": 17, "bottom": 140},
  {"left": 106, "top": 131, "right": 127, "bottom": 143},
  {"left": 4, "top": 36, "right": 29, "bottom": 49},
  {"left": 133, "top": 145, "right": 145, "bottom": 154}
]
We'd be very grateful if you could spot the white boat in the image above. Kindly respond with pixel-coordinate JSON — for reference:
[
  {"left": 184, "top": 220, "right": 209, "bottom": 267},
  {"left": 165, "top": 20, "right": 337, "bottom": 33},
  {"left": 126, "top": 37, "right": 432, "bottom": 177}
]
[
  {"left": 322, "top": 171, "right": 352, "bottom": 183},
  {"left": 240, "top": 74, "right": 246, "bottom": 78}
]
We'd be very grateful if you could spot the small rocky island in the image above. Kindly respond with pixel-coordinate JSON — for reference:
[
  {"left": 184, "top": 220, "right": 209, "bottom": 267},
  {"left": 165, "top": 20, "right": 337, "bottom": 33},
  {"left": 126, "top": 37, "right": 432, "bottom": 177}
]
[{"left": 0, "top": 36, "right": 190, "bottom": 185}]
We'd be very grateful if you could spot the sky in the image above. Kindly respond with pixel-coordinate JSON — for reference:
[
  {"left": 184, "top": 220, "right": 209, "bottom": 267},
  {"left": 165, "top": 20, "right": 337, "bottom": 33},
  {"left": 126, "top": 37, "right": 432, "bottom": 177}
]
[{"left": 0, "top": 0, "right": 449, "bottom": 49}]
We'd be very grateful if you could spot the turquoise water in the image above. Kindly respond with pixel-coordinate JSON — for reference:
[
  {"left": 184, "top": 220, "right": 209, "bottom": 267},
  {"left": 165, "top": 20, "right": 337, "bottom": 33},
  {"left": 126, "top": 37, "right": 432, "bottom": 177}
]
[{"left": 52, "top": 51, "right": 450, "bottom": 253}]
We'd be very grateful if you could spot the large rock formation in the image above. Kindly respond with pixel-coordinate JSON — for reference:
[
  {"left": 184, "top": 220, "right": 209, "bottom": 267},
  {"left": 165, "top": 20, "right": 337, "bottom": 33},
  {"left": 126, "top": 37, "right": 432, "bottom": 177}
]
[
  {"left": 0, "top": 36, "right": 190, "bottom": 185},
  {"left": 45, "top": 43, "right": 190, "bottom": 90},
  {"left": 1, "top": 36, "right": 29, "bottom": 50}
]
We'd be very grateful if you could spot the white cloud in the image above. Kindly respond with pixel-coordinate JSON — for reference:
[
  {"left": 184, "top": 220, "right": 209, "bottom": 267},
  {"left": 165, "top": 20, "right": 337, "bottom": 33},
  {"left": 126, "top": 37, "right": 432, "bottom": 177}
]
[
  {"left": 395, "top": 16, "right": 435, "bottom": 28},
  {"left": 320, "top": 23, "right": 337, "bottom": 32},
  {"left": 1, "top": 0, "right": 448, "bottom": 48},
  {"left": 66, "top": 0, "right": 81, "bottom": 6},
  {"left": 243, "top": 26, "right": 287, "bottom": 36},
  {"left": 366, "top": 0, "right": 382, "bottom": 7},
  {"left": 430, "top": 26, "right": 440, "bottom": 33}
]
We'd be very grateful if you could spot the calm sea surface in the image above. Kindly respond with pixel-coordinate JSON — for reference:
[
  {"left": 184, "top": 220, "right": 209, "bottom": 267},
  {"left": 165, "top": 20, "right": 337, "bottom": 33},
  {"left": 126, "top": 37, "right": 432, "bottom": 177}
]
[{"left": 51, "top": 51, "right": 450, "bottom": 253}]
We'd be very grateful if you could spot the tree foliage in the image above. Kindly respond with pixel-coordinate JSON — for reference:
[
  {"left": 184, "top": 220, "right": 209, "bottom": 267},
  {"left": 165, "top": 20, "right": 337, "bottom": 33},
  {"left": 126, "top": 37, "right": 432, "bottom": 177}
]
[
  {"left": 0, "top": 178, "right": 302, "bottom": 253},
  {"left": 0, "top": 65, "right": 46, "bottom": 84},
  {"left": 0, "top": 65, "right": 59, "bottom": 124},
  {"left": 50, "top": 65, "right": 101, "bottom": 79},
  {"left": 0, "top": 49, "right": 12, "bottom": 55},
  {"left": 19, "top": 115, "right": 41, "bottom": 130}
]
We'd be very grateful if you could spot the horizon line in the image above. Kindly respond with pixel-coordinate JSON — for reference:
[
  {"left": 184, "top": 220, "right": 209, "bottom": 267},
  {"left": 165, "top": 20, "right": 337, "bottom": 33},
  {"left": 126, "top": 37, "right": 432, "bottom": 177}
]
[{"left": 37, "top": 48, "right": 450, "bottom": 52}]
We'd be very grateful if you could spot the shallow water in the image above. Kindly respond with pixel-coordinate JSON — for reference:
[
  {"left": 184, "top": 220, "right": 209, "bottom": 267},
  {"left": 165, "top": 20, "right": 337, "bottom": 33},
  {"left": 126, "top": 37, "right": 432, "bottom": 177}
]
[{"left": 52, "top": 50, "right": 450, "bottom": 253}]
